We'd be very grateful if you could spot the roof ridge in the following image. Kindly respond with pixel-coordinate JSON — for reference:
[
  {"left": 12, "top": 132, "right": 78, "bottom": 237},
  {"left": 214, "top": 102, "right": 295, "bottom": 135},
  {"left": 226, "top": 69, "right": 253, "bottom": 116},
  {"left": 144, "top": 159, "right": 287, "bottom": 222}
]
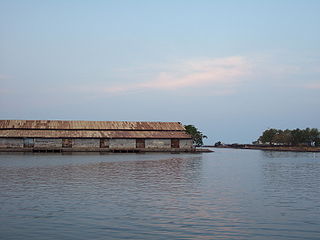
[{"left": 0, "top": 120, "right": 185, "bottom": 131}]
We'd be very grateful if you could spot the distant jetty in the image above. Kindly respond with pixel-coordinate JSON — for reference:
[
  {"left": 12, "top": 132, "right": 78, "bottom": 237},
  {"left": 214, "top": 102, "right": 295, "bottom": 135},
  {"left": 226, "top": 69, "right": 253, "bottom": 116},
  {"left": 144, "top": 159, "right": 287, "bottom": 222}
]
[
  {"left": 215, "top": 144, "right": 320, "bottom": 152},
  {"left": 195, "top": 148, "right": 214, "bottom": 153}
]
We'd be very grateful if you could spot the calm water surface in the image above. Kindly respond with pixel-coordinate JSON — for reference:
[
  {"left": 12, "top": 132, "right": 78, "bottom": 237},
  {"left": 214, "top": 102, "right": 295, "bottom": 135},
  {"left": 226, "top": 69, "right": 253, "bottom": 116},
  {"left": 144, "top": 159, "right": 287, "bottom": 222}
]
[{"left": 0, "top": 149, "right": 320, "bottom": 239}]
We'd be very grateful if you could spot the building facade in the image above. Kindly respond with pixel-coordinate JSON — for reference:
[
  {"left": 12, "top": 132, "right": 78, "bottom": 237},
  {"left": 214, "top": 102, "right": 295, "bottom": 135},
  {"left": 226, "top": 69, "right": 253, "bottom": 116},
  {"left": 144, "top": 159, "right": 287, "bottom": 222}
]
[{"left": 0, "top": 120, "right": 194, "bottom": 152}]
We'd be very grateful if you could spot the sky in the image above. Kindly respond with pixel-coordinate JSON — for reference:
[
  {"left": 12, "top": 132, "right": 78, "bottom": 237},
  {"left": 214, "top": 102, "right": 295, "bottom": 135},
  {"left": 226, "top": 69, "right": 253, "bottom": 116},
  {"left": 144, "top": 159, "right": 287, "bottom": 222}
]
[{"left": 0, "top": 0, "right": 319, "bottom": 144}]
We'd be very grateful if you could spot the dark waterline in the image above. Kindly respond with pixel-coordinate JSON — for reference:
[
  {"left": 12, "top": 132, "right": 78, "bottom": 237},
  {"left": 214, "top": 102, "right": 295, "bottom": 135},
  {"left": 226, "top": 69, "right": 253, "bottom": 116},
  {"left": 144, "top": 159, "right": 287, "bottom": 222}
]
[{"left": 0, "top": 149, "right": 320, "bottom": 240}]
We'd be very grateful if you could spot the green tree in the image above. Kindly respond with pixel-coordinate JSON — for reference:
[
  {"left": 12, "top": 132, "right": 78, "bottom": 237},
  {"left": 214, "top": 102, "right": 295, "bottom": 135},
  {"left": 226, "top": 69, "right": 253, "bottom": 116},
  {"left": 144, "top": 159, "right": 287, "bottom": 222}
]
[
  {"left": 257, "top": 127, "right": 320, "bottom": 146},
  {"left": 184, "top": 125, "right": 207, "bottom": 146},
  {"left": 307, "top": 128, "right": 320, "bottom": 146},
  {"left": 272, "top": 129, "right": 284, "bottom": 144},
  {"left": 282, "top": 129, "right": 293, "bottom": 145},
  {"left": 258, "top": 128, "right": 278, "bottom": 145},
  {"left": 291, "top": 128, "right": 306, "bottom": 146},
  {"left": 272, "top": 129, "right": 293, "bottom": 145}
]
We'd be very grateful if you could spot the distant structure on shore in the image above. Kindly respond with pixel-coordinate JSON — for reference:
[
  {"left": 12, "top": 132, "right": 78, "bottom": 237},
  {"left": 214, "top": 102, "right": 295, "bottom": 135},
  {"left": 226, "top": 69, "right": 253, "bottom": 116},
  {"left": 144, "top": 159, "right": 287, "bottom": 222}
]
[{"left": 0, "top": 120, "right": 193, "bottom": 153}]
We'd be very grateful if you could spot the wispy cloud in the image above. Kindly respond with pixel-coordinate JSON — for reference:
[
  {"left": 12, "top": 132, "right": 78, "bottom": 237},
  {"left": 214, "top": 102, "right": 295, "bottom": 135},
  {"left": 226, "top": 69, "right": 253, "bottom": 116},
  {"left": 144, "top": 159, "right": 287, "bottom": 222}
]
[
  {"left": 0, "top": 75, "right": 11, "bottom": 81},
  {"left": 304, "top": 82, "right": 320, "bottom": 89},
  {"left": 0, "top": 75, "right": 13, "bottom": 95},
  {"left": 101, "top": 56, "right": 251, "bottom": 95}
]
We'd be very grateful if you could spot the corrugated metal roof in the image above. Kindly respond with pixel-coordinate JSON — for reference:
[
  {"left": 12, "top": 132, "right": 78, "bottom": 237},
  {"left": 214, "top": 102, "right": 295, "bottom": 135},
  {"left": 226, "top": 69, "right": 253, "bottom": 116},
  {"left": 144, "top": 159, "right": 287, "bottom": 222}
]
[
  {"left": 0, "top": 120, "right": 185, "bottom": 131},
  {"left": 0, "top": 130, "right": 191, "bottom": 139}
]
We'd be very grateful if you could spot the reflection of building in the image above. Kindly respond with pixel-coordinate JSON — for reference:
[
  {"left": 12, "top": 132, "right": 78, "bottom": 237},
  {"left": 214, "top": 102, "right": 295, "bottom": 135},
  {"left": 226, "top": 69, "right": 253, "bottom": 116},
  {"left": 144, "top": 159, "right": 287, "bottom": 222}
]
[{"left": 0, "top": 120, "right": 193, "bottom": 152}]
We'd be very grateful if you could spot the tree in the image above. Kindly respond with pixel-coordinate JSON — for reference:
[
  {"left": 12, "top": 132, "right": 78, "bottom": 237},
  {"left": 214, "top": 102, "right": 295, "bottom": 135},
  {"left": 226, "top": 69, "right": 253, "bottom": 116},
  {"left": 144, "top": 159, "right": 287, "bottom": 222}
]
[
  {"left": 272, "top": 129, "right": 284, "bottom": 144},
  {"left": 184, "top": 125, "right": 207, "bottom": 146},
  {"left": 291, "top": 128, "right": 306, "bottom": 146},
  {"left": 257, "top": 127, "right": 320, "bottom": 146},
  {"left": 307, "top": 128, "right": 320, "bottom": 146},
  {"left": 272, "top": 129, "right": 293, "bottom": 145},
  {"left": 258, "top": 128, "right": 278, "bottom": 145}
]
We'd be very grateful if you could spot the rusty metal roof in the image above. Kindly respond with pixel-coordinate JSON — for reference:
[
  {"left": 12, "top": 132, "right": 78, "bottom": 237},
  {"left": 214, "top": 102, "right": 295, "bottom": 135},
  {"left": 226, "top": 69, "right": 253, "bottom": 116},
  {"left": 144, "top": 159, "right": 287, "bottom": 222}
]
[
  {"left": 0, "top": 120, "right": 186, "bottom": 131},
  {"left": 0, "top": 130, "right": 191, "bottom": 139}
]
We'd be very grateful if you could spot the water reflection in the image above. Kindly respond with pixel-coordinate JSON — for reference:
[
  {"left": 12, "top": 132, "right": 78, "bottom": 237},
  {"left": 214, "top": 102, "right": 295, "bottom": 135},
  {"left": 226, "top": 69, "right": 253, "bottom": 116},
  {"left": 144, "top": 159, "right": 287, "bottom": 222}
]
[
  {"left": 259, "top": 150, "right": 320, "bottom": 238},
  {"left": 261, "top": 150, "right": 320, "bottom": 159},
  {"left": 0, "top": 155, "right": 202, "bottom": 192},
  {"left": 1, "top": 151, "right": 320, "bottom": 239}
]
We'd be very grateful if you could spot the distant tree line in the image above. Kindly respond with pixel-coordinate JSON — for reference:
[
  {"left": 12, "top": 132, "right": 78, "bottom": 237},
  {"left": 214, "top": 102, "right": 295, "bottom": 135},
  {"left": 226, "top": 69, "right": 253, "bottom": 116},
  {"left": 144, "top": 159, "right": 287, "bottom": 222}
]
[{"left": 256, "top": 128, "right": 320, "bottom": 146}]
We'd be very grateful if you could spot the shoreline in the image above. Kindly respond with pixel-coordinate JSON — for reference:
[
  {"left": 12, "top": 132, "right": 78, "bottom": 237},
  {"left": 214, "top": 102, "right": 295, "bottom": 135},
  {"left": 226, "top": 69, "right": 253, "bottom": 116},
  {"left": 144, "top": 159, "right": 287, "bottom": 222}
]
[{"left": 214, "top": 145, "right": 320, "bottom": 152}]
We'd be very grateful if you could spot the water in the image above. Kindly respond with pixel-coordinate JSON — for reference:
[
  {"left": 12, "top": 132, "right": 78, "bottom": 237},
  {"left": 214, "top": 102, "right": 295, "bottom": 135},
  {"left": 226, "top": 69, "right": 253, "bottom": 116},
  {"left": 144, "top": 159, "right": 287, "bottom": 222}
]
[{"left": 0, "top": 149, "right": 320, "bottom": 239}]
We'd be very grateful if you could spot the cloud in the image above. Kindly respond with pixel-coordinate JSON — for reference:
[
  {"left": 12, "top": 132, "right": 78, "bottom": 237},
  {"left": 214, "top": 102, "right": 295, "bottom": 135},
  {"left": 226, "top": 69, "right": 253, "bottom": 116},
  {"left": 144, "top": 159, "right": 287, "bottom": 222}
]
[
  {"left": 0, "top": 75, "right": 13, "bottom": 95},
  {"left": 102, "top": 56, "right": 251, "bottom": 95},
  {"left": 304, "top": 82, "right": 320, "bottom": 89},
  {"left": 0, "top": 89, "right": 11, "bottom": 95},
  {"left": 0, "top": 75, "right": 12, "bottom": 81}
]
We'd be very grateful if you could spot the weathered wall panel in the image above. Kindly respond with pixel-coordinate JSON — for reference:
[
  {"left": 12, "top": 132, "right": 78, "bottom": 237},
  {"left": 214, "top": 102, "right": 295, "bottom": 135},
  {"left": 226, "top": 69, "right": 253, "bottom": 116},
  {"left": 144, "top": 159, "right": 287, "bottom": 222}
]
[
  {"left": 171, "top": 139, "right": 180, "bottom": 148},
  {"left": 34, "top": 138, "right": 62, "bottom": 148},
  {"left": 145, "top": 139, "right": 171, "bottom": 149},
  {"left": 136, "top": 139, "right": 145, "bottom": 148},
  {"left": 100, "top": 139, "right": 109, "bottom": 148},
  {"left": 0, "top": 138, "right": 23, "bottom": 148},
  {"left": 62, "top": 139, "right": 72, "bottom": 148},
  {"left": 110, "top": 139, "right": 136, "bottom": 149},
  {"left": 180, "top": 139, "right": 193, "bottom": 149},
  {"left": 73, "top": 139, "right": 100, "bottom": 148},
  {"left": 23, "top": 138, "right": 34, "bottom": 148}
]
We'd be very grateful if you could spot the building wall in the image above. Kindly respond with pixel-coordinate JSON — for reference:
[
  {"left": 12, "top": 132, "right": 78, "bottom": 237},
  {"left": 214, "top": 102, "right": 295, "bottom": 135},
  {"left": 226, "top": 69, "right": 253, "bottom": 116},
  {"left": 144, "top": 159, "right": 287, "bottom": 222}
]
[
  {"left": 0, "top": 138, "right": 23, "bottom": 148},
  {"left": 73, "top": 139, "right": 100, "bottom": 148},
  {"left": 109, "top": 139, "right": 136, "bottom": 149},
  {"left": 145, "top": 139, "right": 171, "bottom": 149},
  {"left": 0, "top": 137, "right": 193, "bottom": 151},
  {"left": 34, "top": 138, "right": 62, "bottom": 148},
  {"left": 180, "top": 139, "right": 193, "bottom": 149}
]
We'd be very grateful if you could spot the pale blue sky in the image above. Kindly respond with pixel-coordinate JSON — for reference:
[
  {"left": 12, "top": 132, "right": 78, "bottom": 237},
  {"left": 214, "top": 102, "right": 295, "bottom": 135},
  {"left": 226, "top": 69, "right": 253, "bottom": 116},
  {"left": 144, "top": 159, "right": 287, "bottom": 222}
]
[{"left": 1, "top": 0, "right": 319, "bottom": 143}]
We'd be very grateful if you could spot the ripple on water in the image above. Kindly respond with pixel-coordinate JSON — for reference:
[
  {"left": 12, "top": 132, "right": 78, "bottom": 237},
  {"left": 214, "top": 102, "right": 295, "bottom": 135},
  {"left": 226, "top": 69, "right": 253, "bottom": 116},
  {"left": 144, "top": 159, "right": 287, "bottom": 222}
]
[{"left": 0, "top": 150, "right": 320, "bottom": 239}]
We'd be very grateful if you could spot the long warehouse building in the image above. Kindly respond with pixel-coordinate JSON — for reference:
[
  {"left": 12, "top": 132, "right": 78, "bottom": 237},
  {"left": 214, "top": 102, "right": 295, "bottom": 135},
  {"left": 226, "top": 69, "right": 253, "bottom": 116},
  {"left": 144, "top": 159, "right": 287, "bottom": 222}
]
[{"left": 0, "top": 120, "right": 194, "bottom": 152}]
